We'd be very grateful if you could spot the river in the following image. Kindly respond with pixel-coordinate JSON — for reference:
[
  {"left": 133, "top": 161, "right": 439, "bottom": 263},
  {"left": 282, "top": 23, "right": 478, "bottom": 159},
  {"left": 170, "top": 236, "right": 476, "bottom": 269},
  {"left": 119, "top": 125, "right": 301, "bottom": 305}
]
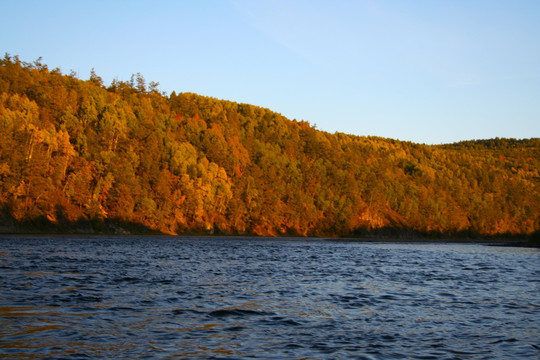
[{"left": 0, "top": 235, "right": 538, "bottom": 359}]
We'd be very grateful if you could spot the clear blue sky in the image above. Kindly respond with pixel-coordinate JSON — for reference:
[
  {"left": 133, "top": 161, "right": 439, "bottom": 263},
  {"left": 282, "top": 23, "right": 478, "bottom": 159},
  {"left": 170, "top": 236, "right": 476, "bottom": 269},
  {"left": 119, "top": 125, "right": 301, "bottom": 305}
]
[{"left": 2, "top": 0, "right": 539, "bottom": 144}]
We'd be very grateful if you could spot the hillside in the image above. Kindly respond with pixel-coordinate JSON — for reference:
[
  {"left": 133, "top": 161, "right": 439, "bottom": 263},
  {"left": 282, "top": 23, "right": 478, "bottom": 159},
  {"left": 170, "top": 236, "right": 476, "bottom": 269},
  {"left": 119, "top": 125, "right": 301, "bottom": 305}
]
[{"left": 0, "top": 55, "right": 538, "bottom": 238}]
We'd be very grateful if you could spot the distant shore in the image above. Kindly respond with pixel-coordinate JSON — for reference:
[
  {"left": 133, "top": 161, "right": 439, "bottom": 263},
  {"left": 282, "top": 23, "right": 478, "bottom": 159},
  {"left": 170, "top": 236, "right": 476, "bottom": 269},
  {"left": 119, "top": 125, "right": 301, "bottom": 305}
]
[
  {"left": 331, "top": 236, "right": 539, "bottom": 248},
  {"left": 1, "top": 228, "right": 538, "bottom": 248}
]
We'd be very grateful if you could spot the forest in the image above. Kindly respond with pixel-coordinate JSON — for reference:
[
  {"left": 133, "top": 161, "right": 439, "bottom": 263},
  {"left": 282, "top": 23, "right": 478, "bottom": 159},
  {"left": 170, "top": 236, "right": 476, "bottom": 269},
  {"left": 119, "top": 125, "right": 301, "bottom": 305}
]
[{"left": 0, "top": 55, "right": 538, "bottom": 240}]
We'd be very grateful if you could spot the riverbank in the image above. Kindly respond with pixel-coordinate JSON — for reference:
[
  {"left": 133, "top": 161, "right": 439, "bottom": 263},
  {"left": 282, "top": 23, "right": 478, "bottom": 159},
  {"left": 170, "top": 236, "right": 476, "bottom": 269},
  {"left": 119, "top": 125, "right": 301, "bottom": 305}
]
[{"left": 1, "top": 210, "right": 538, "bottom": 248}]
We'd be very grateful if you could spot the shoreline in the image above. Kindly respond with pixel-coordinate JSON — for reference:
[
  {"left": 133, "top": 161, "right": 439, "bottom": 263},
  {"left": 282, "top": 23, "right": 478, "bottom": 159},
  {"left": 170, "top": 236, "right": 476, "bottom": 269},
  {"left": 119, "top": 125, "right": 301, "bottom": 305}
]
[
  {"left": 0, "top": 231, "right": 538, "bottom": 248},
  {"left": 331, "top": 237, "right": 540, "bottom": 248}
]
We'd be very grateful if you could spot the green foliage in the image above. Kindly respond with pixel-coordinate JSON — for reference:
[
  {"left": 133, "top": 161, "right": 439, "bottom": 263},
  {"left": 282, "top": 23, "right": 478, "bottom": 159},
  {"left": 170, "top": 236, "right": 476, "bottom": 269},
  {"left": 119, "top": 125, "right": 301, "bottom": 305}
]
[{"left": 0, "top": 54, "right": 538, "bottom": 237}]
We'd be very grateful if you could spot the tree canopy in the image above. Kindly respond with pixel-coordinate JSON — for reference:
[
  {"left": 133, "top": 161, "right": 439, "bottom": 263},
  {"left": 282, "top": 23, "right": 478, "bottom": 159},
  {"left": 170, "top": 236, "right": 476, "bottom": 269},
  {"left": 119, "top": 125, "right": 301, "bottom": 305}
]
[{"left": 0, "top": 55, "right": 538, "bottom": 238}]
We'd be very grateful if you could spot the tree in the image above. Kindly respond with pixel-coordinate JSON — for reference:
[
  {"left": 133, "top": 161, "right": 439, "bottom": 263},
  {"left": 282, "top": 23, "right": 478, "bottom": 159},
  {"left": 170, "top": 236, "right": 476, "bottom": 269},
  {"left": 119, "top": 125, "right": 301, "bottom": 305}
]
[{"left": 0, "top": 56, "right": 538, "bottom": 237}]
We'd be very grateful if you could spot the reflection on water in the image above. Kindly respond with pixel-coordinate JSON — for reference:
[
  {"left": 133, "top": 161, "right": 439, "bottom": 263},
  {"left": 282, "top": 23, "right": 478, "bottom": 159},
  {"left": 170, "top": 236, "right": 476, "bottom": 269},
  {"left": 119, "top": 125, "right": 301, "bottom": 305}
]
[{"left": 0, "top": 235, "right": 539, "bottom": 359}]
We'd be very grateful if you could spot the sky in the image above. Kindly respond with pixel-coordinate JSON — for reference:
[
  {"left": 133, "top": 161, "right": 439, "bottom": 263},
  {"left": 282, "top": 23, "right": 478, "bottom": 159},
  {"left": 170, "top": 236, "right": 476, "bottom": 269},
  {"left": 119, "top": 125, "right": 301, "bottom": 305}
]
[{"left": 1, "top": 0, "right": 539, "bottom": 144}]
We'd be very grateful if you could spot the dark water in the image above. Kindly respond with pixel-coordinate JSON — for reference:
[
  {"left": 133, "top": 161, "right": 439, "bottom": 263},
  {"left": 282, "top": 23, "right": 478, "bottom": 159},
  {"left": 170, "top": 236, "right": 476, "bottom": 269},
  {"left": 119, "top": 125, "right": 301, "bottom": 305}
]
[{"left": 0, "top": 236, "right": 538, "bottom": 359}]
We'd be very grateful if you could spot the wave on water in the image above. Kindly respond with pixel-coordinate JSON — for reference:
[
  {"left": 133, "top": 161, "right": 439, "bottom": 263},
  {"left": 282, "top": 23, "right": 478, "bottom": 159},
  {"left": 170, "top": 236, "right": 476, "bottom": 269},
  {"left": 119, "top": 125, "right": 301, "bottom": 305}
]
[{"left": 0, "top": 235, "right": 538, "bottom": 359}]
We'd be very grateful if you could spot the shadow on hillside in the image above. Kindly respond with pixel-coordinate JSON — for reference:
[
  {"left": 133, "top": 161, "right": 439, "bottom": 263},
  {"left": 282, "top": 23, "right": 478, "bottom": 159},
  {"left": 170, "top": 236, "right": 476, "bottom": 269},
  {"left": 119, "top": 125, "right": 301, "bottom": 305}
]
[
  {"left": 1, "top": 205, "right": 538, "bottom": 248},
  {"left": 0, "top": 205, "right": 162, "bottom": 235}
]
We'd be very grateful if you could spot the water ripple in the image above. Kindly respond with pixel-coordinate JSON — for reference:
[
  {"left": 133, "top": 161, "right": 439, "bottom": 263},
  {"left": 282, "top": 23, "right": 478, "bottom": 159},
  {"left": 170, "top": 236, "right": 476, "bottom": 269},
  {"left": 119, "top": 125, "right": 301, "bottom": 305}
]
[{"left": 0, "top": 235, "right": 538, "bottom": 359}]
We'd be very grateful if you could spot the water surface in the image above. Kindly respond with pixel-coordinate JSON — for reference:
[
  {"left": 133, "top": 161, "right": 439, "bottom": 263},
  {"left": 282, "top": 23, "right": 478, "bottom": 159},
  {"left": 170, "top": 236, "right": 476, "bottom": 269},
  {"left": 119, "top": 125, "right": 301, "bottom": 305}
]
[{"left": 0, "top": 236, "right": 538, "bottom": 359}]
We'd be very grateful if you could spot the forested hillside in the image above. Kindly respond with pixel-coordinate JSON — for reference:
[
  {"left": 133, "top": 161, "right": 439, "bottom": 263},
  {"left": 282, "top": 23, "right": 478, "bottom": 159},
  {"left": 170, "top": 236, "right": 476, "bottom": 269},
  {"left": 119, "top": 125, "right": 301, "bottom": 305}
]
[{"left": 0, "top": 55, "right": 538, "bottom": 238}]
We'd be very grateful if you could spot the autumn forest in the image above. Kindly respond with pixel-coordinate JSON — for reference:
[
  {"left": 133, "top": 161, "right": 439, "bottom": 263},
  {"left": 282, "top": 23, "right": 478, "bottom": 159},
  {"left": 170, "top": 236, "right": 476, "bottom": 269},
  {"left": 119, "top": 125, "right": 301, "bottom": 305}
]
[{"left": 0, "top": 55, "right": 538, "bottom": 239}]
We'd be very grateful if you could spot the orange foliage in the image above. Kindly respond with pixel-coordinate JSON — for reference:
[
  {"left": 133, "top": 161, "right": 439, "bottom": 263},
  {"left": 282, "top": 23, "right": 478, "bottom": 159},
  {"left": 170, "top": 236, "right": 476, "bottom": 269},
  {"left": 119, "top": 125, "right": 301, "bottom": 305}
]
[{"left": 0, "top": 55, "right": 538, "bottom": 237}]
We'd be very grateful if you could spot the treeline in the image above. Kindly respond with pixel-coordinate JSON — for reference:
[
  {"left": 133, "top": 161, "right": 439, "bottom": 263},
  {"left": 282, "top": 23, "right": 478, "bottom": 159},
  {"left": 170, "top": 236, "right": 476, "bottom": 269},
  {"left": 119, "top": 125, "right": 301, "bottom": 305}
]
[{"left": 0, "top": 55, "right": 538, "bottom": 237}]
